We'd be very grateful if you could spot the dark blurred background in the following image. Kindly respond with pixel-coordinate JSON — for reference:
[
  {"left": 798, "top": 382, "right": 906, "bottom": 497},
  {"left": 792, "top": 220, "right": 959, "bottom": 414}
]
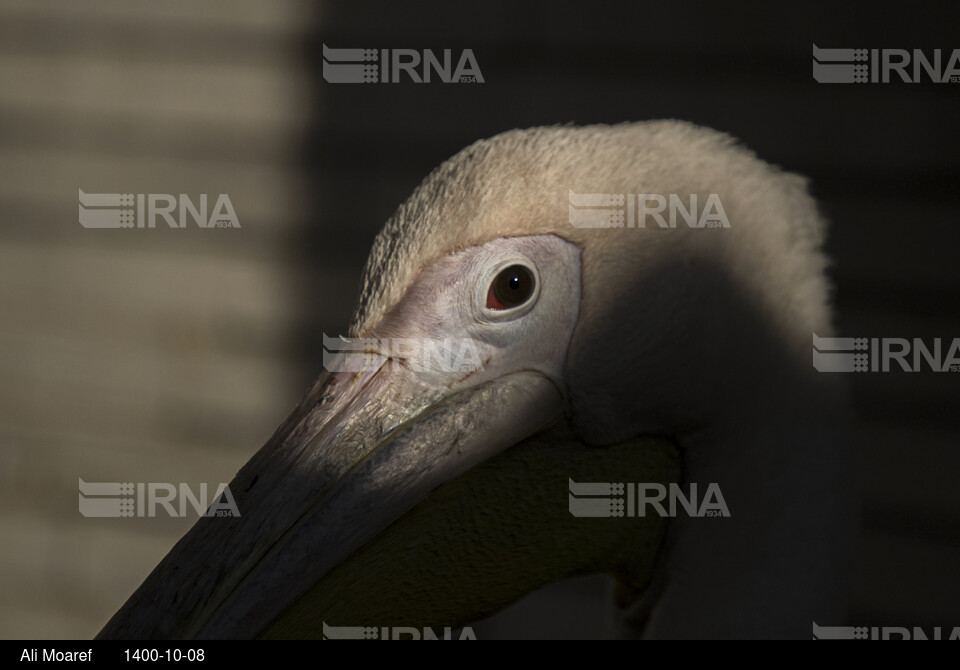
[{"left": 0, "top": 0, "right": 958, "bottom": 638}]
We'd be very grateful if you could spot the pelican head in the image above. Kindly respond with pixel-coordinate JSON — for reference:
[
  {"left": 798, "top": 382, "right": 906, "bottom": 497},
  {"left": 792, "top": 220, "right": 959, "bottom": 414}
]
[{"left": 99, "top": 121, "right": 851, "bottom": 640}]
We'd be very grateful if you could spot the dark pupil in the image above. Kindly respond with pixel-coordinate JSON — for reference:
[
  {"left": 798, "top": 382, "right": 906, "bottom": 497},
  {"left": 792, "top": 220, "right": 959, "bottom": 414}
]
[{"left": 493, "top": 265, "right": 534, "bottom": 308}]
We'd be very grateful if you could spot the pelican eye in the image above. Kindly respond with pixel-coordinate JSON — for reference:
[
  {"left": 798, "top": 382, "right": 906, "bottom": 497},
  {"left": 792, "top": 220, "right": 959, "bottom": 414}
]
[{"left": 486, "top": 264, "right": 536, "bottom": 310}]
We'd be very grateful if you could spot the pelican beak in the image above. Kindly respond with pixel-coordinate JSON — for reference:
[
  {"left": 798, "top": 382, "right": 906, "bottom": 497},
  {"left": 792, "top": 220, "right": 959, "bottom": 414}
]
[
  {"left": 98, "top": 234, "right": 680, "bottom": 639},
  {"left": 97, "top": 356, "right": 564, "bottom": 639}
]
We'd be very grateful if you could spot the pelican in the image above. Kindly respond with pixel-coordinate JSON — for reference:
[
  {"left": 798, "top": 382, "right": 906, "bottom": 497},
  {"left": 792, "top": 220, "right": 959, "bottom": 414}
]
[{"left": 98, "top": 121, "right": 852, "bottom": 639}]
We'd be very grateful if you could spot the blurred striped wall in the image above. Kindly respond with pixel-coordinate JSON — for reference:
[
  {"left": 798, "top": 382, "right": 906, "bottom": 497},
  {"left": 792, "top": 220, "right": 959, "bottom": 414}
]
[{"left": 0, "top": 0, "right": 340, "bottom": 638}]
